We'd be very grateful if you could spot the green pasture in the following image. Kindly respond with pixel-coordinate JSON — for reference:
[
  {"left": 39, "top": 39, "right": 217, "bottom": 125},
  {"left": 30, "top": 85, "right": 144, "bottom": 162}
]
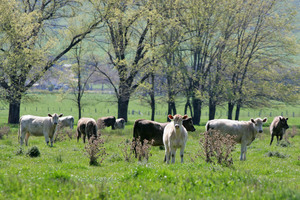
[
  {"left": 0, "top": 122, "right": 299, "bottom": 199},
  {"left": 0, "top": 92, "right": 299, "bottom": 199}
]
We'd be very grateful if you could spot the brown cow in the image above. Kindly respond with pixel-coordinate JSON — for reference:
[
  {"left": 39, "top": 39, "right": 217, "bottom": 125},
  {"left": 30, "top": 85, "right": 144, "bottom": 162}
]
[
  {"left": 97, "top": 116, "right": 116, "bottom": 130},
  {"left": 133, "top": 117, "right": 196, "bottom": 146},
  {"left": 77, "top": 118, "right": 97, "bottom": 143},
  {"left": 270, "top": 116, "right": 289, "bottom": 145}
]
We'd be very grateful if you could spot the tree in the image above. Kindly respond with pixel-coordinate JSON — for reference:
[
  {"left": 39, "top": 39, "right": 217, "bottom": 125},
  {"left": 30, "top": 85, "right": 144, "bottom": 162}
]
[
  {"left": 91, "top": 0, "right": 168, "bottom": 121},
  {"left": 225, "top": 0, "right": 298, "bottom": 120},
  {"left": 0, "top": 0, "right": 103, "bottom": 123},
  {"left": 63, "top": 43, "right": 96, "bottom": 120}
]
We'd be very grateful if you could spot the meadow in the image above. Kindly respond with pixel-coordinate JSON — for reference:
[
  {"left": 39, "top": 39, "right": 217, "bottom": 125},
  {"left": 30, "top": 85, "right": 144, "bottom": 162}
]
[{"left": 0, "top": 91, "right": 299, "bottom": 199}]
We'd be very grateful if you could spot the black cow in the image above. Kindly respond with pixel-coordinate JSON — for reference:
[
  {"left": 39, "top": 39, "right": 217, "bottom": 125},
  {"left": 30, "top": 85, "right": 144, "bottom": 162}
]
[
  {"left": 97, "top": 116, "right": 116, "bottom": 130},
  {"left": 270, "top": 116, "right": 289, "bottom": 145}
]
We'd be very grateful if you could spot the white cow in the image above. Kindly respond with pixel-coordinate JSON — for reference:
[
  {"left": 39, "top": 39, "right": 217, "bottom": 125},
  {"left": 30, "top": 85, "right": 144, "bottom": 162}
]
[
  {"left": 163, "top": 114, "right": 188, "bottom": 164},
  {"left": 114, "top": 118, "right": 125, "bottom": 129},
  {"left": 19, "top": 113, "right": 63, "bottom": 147},
  {"left": 205, "top": 118, "right": 267, "bottom": 161},
  {"left": 58, "top": 116, "right": 74, "bottom": 129}
]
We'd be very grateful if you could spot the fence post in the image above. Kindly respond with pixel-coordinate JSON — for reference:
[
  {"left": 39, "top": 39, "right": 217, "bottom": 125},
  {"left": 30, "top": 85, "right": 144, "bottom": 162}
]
[
  {"left": 293, "top": 112, "right": 295, "bottom": 117},
  {"left": 95, "top": 108, "right": 97, "bottom": 113}
]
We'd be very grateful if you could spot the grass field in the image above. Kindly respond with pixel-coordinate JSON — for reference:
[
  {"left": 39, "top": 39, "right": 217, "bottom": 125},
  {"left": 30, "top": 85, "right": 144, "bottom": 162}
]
[{"left": 0, "top": 92, "right": 299, "bottom": 199}]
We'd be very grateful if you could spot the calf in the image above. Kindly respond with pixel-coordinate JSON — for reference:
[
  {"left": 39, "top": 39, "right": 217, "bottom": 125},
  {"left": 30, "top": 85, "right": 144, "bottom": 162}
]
[
  {"left": 115, "top": 118, "right": 125, "bottom": 129},
  {"left": 163, "top": 114, "right": 188, "bottom": 164},
  {"left": 97, "top": 116, "right": 116, "bottom": 130},
  {"left": 77, "top": 118, "right": 97, "bottom": 143},
  {"left": 270, "top": 116, "right": 289, "bottom": 145},
  {"left": 205, "top": 118, "right": 267, "bottom": 161},
  {"left": 58, "top": 115, "right": 74, "bottom": 130},
  {"left": 19, "top": 113, "right": 63, "bottom": 147}
]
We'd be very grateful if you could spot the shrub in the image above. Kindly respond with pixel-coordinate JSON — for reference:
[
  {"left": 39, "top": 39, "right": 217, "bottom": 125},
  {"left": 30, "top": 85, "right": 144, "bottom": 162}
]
[
  {"left": 118, "top": 139, "right": 135, "bottom": 162},
  {"left": 16, "top": 147, "right": 23, "bottom": 155},
  {"left": 84, "top": 135, "right": 107, "bottom": 166},
  {"left": 54, "top": 127, "right": 74, "bottom": 142},
  {"left": 132, "top": 137, "right": 153, "bottom": 162},
  {"left": 0, "top": 126, "right": 10, "bottom": 139},
  {"left": 284, "top": 126, "right": 298, "bottom": 144},
  {"left": 265, "top": 151, "right": 288, "bottom": 158},
  {"left": 26, "top": 146, "right": 41, "bottom": 157},
  {"left": 197, "top": 130, "right": 236, "bottom": 166}
]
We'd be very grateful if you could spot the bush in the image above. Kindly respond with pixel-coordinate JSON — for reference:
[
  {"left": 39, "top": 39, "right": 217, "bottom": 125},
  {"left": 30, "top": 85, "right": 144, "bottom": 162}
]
[
  {"left": 132, "top": 137, "right": 153, "bottom": 162},
  {"left": 26, "top": 146, "right": 41, "bottom": 157},
  {"left": 118, "top": 139, "right": 135, "bottom": 162},
  {"left": 84, "top": 135, "right": 107, "bottom": 166},
  {"left": 265, "top": 151, "right": 288, "bottom": 158},
  {"left": 0, "top": 126, "right": 10, "bottom": 139},
  {"left": 54, "top": 127, "right": 73, "bottom": 142},
  {"left": 197, "top": 131, "right": 236, "bottom": 166}
]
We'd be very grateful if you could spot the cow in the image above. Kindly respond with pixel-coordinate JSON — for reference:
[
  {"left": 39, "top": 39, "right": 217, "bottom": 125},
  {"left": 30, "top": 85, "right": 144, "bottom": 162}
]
[
  {"left": 163, "top": 114, "right": 188, "bottom": 164},
  {"left": 58, "top": 115, "right": 74, "bottom": 130},
  {"left": 77, "top": 118, "right": 98, "bottom": 143},
  {"left": 115, "top": 118, "right": 125, "bottom": 129},
  {"left": 133, "top": 117, "right": 196, "bottom": 147},
  {"left": 270, "top": 116, "right": 289, "bottom": 145},
  {"left": 205, "top": 117, "right": 267, "bottom": 161},
  {"left": 54, "top": 115, "right": 74, "bottom": 141},
  {"left": 18, "top": 113, "right": 63, "bottom": 147},
  {"left": 97, "top": 116, "right": 116, "bottom": 130}
]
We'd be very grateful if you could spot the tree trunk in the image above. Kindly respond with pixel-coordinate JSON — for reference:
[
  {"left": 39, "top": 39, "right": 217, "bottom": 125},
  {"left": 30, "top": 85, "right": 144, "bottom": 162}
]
[
  {"left": 192, "top": 97, "right": 202, "bottom": 125},
  {"left": 78, "top": 101, "right": 82, "bottom": 120},
  {"left": 150, "top": 73, "right": 155, "bottom": 121},
  {"left": 209, "top": 98, "right": 216, "bottom": 120},
  {"left": 184, "top": 97, "right": 193, "bottom": 117},
  {"left": 235, "top": 100, "right": 242, "bottom": 120},
  {"left": 118, "top": 96, "right": 129, "bottom": 122},
  {"left": 8, "top": 101, "right": 21, "bottom": 124},
  {"left": 167, "top": 101, "right": 177, "bottom": 121},
  {"left": 228, "top": 102, "right": 235, "bottom": 119}
]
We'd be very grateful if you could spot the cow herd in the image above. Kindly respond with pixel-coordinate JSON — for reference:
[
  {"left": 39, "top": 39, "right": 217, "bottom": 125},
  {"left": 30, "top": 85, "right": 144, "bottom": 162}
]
[{"left": 18, "top": 113, "right": 290, "bottom": 162}]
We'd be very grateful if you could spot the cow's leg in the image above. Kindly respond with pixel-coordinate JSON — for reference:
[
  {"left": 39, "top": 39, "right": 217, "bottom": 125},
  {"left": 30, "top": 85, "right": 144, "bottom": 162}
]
[
  {"left": 77, "top": 129, "right": 81, "bottom": 143},
  {"left": 20, "top": 130, "right": 26, "bottom": 145},
  {"left": 50, "top": 136, "right": 54, "bottom": 147},
  {"left": 270, "top": 134, "right": 274, "bottom": 145},
  {"left": 180, "top": 146, "right": 185, "bottom": 163},
  {"left": 165, "top": 146, "right": 170, "bottom": 164},
  {"left": 276, "top": 135, "right": 279, "bottom": 144},
  {"left": 171, "top": 148, "right": 176, "bottom": 164},
  {"left": 25, "top": 133, "right": 30, "bottom": 146},
  {"left": 279, "top": 135, "right": 283, "bottom": 141},
  {"left": 240, "top": 144, "right": 247, "bottom": 161},
  {"left": 83, "top": 134, "right": 86, "bottom": 143},
  {"left": 44, "top": 132, "right": 50, "bottom": 146}
]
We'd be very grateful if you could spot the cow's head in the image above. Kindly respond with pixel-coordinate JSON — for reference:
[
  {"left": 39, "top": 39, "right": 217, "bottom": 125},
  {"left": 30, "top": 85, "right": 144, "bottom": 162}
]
[
  {"left": 251, "top": 117, "right": 267, "bottom": 133},
  {"left": 48, "top": 113, "right": 63, "bottom": 125},
  {"left": 183, "top": 117, "right": 196, "bottom": 132},
  {"left": 168, "top": 114, "right": 188, "bottom": 129},
  {"left": 279, "top": 116, "right": 289, "bottom": 129}
]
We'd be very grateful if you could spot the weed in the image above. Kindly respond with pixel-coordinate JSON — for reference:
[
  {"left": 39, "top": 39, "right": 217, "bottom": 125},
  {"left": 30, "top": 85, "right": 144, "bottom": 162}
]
[
  {"left": 0, "top": 126, "right": 10, "bottom": 139},
  {"left": 265, "top": 151, "right": 288, "bottom": 158},
  {"left": 118, "top": 139, "right": 135, "bottom": 162},
  {"left": 54, "top": 127, "right": 74, "bottom": 142},
  {"left": 132, "top": 137, "right": 153, "bottom": 162},
  {"left": 26, "top": 146, "right": 41, "bottom": 157},
  {"left": 284, "top": 126, "right": 298, "bottom": 143},
  {"left": 84, "top": 135, "right": 107, "bottom": 166},
  {"left": 15, "top": 147, "right": 23, "bottom": 155},
  {"left": 197, "top": 130, "right": 236, "bottom": 166},
  {"left": 56, "top": 155, "right": 63, "bottom": 163}
]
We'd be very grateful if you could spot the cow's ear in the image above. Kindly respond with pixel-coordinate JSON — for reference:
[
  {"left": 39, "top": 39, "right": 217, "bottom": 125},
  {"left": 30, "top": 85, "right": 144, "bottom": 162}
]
[
  {"left": 59, "top": 113, "right": 63, "bottom": 117},
  {"left": 279, "top": 116, "right": 282, "bottom": 120},
  {"left": 263, "top": 117, "right": 267, "bottom": 122},
  {"left": 251, "top": 118, "right": 255, "bottom": 124},
  {"left": 48, "top": 114, "right": 52, "bottom": 117},
  {"left": 286, "top": 118, "right": 288, "bottom": 121},
  {"left": 168, "top": 114, "right": 173, "bottom": 120},
  {"left": 183, "top": 115, "right": 188, "bottom": 119}
]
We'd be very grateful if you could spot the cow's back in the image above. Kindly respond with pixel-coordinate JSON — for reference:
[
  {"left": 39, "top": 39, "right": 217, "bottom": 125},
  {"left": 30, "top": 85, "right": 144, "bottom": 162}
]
[
  {"left": 20, "top": 115, "right": 50, "bottom": 136},
  {"left": 133, "top": 119, "right": 165, "bottom": 146}
]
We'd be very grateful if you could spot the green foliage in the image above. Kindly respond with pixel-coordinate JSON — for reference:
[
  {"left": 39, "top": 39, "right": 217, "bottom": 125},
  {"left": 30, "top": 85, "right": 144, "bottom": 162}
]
[{"left": 26, "top": 146, "right": 40, "bottom": 158}]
